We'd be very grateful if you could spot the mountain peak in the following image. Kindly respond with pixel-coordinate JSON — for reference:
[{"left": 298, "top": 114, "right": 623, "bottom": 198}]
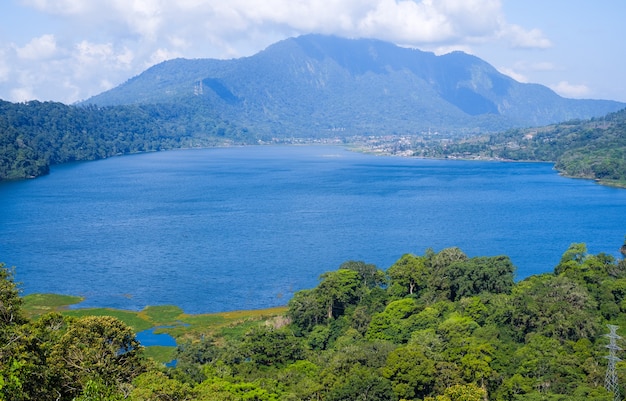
[{"left": 83, "top": 34, "right": 625, "bottom": 135}]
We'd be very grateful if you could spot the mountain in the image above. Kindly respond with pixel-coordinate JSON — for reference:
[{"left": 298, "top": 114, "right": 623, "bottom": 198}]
[{"left": 83, "top": 34, "right": 625, "bottom": 136}]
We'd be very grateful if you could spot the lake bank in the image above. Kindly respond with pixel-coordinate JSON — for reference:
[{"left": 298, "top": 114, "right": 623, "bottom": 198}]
[{"left": 23, "top": 293, "right": 289, "bottom": 364}]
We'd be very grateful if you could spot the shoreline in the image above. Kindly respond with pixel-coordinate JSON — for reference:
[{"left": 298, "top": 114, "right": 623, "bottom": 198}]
[{"left": 23, "top": 292, "right": 288, "bottom": 336}]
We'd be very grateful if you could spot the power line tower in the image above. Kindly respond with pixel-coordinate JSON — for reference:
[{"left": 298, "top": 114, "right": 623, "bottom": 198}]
[
  {"left": 194, "top": 80, "right": 203, "bottom": 96},
  {"left": 605, "top": 324, "right": 622, "bottom": 401}
]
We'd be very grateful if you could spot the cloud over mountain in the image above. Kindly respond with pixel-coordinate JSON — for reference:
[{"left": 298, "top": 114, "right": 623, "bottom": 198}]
[{"left": 3, "top": 0, "right": 552, "bottom": 103}]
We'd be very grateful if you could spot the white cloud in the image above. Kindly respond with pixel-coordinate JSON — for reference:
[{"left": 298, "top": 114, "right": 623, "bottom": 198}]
[
  {"left": 10, "top": 87, "right": 35, "bottom": 102},
  {"left": 431, "top": 44, "right": 474, "bottom": 56},
  {"left": 549, "top": 81, "right": 591, "bottom": 99},
  {"left": 6, "top": 0, "right": 556, "bottom": 103},
  {"left": 21, "top": 0, "right": 88, "bottom": 15},
  {"left": 0, "top": 50, "right": 9, "bottom": 83},
  {"left": 15, "top": 34, "right": 58, "bottom": 60},
  {"left": 20, "top": 1, "right": 544, "bottom": 52},
  {"left": 111, "top": 0, "right": 163, "bottom": 40},
  {"left": 500, "top": 24, "right": 551, "bottom": 49},
  {"left": 148, "top": 48, "right": 182, "bottom": 67},
  {"left": 493, "top": 59, "right": 560, "bottom": 84},
  {"left": 75, "top": 41, "right": 114, "bottom": 64},
  {"left": 496, "top": 67, "right": 528, "bottom": 83},
  {"left": 527, "top": 61, "right": 556, "bottom": 71}
]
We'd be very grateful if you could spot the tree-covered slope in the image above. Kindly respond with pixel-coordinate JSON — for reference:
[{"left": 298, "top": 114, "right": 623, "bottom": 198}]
[
  {"left": 83, "top": 34, "right": 625, "bottom": 136},
  {"left": 0, "top": 99, "right": 252, "bottom": 181},
  {"left": 3, "top": 240, "right": 626, "bottom": 400},
  {"left": 433, "top": 108, "right": 626, "bottom": 185}
]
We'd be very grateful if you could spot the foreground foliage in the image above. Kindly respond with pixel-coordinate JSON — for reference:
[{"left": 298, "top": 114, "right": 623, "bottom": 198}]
[{"left": 2, "top": 240, "right": 626, "bottom": 400}]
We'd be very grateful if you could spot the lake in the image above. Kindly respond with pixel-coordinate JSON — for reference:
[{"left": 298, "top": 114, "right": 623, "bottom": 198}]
[{"left": 1, "top": 145, "right": 625, "bottom": 314}]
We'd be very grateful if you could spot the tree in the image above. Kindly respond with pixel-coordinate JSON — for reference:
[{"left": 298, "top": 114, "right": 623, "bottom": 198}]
[
  {"left": 241, "top": 326, "right": 305, "bottom": 367},
  {"left": 509, "top": 333, "right": 584, "bottom": 395},
  {"left": 339, "top": 260, "right": 386, "bottom": 290},
  {"left": 508, "top": 275, "right": 600, "bottom": 342},
  {"left": 317, "top": 269, "right": 361, "bottom": 320},
  {"left": 73, "top": 379, "right": 125, "bottom": 401},
  {"left": 130, "top": 371, "right": 194, "bottom": 401},
  {"left": 555, "top": 243, "right": 588, "bottom": 275},
  {"left": 0, "top": 263, "right": 25, "bottom": 327},
  {"left": 0, "top": 263, "right": 41, "bottom": 401},
  {"left": 446, "top": 256, "right": 515, "bottom": 301},
  {"left": 174, "top": 336, "right": 220, "bottom": 384},
  {"left": 382, "top": 345, "right": 436, "bottom": 400},
  {"left": 425, "top": 248, "right": 469, "bottom": 301},
  {"left": 387, "top": 254, "right": 428, "bottom": 296},
  {"left": 425, "top": 383, "right": 487, "bottom": 401},
  {"left": 278, "top": 360, "right": 324, "bottom": 400},
  {"left": 287, "top": 289, "right": 325, "bottom": 333},
  {"left": 366, "top": 298, "right": 420, "bottom": 343},
  {"left": 327, "top": 366, "right": 397, "bottom": 401},
  {"left": 50, "top": 315, "right": 144, "bottom": 399}
]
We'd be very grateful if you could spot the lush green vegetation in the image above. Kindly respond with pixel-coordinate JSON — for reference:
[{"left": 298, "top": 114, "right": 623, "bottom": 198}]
[
  {"left": 432, "top": 108, "right": 626, "bottom": 186},
  {"left": 3, "top": 240, "right": 626, "bottom": 400},
  {"left": 0, "top": 99, "right": 253, "bottom": 181}
]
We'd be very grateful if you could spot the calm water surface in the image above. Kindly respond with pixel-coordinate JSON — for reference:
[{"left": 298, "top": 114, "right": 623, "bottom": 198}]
[{"left": 1, "top": 145, "right": 625, "bottom": 313}]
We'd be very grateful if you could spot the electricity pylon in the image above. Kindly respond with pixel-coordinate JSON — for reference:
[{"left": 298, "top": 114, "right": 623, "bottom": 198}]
[{"left": 605, "top": 324, "right": 622, "bottom": 401}]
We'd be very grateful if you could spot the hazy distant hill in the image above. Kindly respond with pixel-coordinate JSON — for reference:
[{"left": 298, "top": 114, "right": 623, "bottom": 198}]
[{"left": 83, "top": 34, "right": 625, "bottom": 136}]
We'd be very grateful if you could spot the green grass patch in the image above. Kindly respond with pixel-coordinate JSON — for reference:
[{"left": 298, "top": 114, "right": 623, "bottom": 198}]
[
  {"left": 62, "top": 308, "right": 153, "bottom": 332},
  {"left": 22, "top": 293, "right": 289, "bottom": 345},
  {"left": 218, "top": 319, "right": 267, "bottom": 339},
  {"left": 141, "top": 305, "right": 185, "bottom": 325},
  {"left": 22, "top": 293, "right": 84, "bottom": 318},
  {"left": 143, "top": 346, "right": 177, "bottom": 365}
]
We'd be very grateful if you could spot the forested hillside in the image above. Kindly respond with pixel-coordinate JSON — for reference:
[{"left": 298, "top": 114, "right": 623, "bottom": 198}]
[
  {"left": 0, "top": 99, "right": 251, "bottom": 181},
  {"left": 429, "top": 108, "right": 626, "bottom": 186},
  {"left": 3, "top": 241, "right": 626, "bottom": 400},
  {"left": 84, "top": 35, "right": 625, "bottom": 136}
]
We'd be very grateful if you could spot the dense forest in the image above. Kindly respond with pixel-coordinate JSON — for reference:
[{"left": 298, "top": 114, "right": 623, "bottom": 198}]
[
  {"left": 3, "top": 240, "right": 626, "bottom": 400},
  {"left": 426, "top": 108, "right": 626, "bottom": 186},
  {"left": 0, "top": 99, "right": 253, "bottom": 181}
]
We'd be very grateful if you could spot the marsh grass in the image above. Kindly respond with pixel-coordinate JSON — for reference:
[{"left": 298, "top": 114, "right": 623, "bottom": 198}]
[
  {"left": 22, "top": 293, "right": 83, "bottom": 317},
  {"left": 22, "top": 293, "right": 288, "bottom": 364},
  {"left": 142, "top": 346, "right": 177, "bottom": 365},
  {"left": 62, "top": 308, "right": 154, "bottom": 332}
]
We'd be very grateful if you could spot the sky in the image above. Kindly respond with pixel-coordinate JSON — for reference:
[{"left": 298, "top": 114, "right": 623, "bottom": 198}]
[{"left": 0, "top": 0, "right": 624, "bottom": 104}]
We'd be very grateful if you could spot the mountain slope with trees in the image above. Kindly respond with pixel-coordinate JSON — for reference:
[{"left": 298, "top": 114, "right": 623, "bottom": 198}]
[
  {"left": 3, "top": 239, "right": 626, "bottom": 400},
  {"left": 83, "top": 34, "right": 624, "bottom": 136},
  {"left": 429, "top": 108, "right": 626, "bottom": 186},
  {"left": 0, "top": 99, "right": 251, "bottom": 181}
]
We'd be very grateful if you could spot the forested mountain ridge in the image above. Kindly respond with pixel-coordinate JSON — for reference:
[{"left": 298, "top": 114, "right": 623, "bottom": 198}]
[
  {"left": 0, "top": 99, "right": 251, "bottom": 181},
  {"left": 83, "top": 34, "right": 624, "bottom": 136},
  {"left": 430, "top": 107, "right": 626, "bottom": 186},
  {"left": 3, "top": 240, "right": 626, "bottom": 399}
]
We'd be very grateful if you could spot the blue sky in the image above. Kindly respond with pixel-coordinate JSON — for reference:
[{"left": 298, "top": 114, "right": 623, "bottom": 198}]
[{"left": 0, "top": 0, "right": 624, "bottom": 104}]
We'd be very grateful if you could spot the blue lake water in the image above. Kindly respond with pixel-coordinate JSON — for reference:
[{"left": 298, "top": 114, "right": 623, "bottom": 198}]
[{"left": 1, "top": 145, "right": 626, "bottom": 314}]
